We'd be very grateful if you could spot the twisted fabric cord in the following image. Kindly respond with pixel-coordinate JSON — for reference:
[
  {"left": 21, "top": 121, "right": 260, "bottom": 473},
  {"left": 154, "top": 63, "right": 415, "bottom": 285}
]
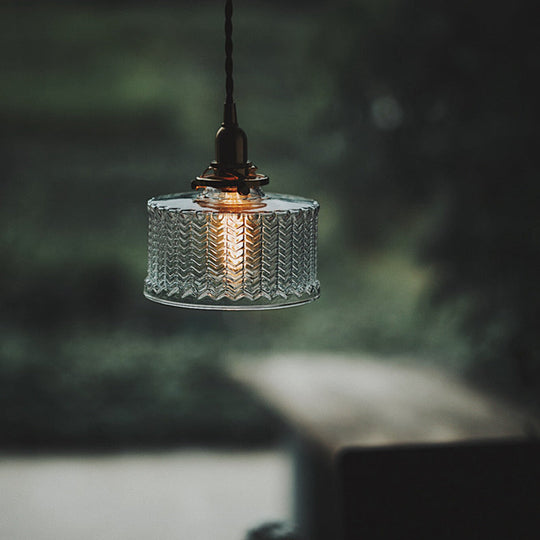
[{"left": 225, "top": 0, "right": 234, "bottom": 104}]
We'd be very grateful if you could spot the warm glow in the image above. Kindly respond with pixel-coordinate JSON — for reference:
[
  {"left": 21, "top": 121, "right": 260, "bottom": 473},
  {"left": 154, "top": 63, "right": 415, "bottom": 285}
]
[
  {"left": 205, "top": 191, "right": 262, "bottom": 289},
  {"left": 222, "top": 213, "right": 245, "bottom": 286}
]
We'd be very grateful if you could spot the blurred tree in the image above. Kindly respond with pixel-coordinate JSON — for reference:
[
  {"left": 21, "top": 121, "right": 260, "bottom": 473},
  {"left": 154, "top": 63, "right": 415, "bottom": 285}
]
[{"left": 322, "top": 0, "right": 540, "bottom": 404}]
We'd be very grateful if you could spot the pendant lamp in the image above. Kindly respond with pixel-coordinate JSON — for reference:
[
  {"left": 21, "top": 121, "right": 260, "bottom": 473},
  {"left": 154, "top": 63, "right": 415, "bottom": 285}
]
[{"left": 144, "top": 0, "right": 320, "bottom": 310}]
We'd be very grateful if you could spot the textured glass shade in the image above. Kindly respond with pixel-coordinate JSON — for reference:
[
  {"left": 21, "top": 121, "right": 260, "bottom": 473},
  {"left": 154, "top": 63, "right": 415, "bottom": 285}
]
[{"left": 144, "top": 188, "right": 319, "bottom": 310}]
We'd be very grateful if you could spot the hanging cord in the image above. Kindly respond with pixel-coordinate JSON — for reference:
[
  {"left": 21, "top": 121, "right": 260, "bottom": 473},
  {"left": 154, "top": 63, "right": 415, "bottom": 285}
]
[
  {"left": 225, "top": 0, "right": 234, "bottom": 105},
  {"left": 192, "top": 0, "right": 269, "bottom": 191}
]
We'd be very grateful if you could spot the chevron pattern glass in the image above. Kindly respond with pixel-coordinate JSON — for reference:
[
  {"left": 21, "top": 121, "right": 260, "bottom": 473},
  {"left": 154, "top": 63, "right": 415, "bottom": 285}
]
[{"left": 144, "top": 188, "right": 319, "bottom": 310}]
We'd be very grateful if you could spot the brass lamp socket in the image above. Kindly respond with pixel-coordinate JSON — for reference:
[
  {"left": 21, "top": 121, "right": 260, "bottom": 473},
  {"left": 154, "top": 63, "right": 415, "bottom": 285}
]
[{"left": 191, "top": 102, "right": 269, "bottom": 195}]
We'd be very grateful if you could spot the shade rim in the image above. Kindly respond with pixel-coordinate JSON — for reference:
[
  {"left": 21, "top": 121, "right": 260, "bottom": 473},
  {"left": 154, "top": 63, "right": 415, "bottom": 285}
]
[{"left": 143, "top": 289, "right": 320, "bottom": 311}]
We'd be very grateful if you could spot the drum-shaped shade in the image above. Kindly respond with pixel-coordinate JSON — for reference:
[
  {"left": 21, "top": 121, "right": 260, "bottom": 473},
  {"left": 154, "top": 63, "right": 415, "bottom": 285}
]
[{"left": 144, "top": 188, "right": 319, "bottom": 310}]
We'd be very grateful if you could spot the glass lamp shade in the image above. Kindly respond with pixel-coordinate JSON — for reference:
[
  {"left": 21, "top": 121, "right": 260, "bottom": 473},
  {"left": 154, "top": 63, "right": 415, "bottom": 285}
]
[{"left": 144, "top": 187, "right": 319, "bottom": 310}]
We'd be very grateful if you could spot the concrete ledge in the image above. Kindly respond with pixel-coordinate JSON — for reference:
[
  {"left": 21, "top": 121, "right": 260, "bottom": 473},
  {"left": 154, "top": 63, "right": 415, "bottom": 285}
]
[{"left": 231, "top": 353, "right": 534, "bottom": 451}]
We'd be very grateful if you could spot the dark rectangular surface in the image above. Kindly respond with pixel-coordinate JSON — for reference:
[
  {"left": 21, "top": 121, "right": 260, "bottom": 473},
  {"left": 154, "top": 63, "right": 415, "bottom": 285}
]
[{"left": 338, "top": 439, "right": 540, "bottom": 540}]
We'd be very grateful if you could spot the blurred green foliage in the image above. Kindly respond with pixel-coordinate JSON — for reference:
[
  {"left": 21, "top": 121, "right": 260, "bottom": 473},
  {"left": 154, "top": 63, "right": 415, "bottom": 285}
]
[
  {"left": 0, "top": 1, "right": 537, "bottom": 448},
  {"left": 321, "top": 0, "right": 540, "bottom": 401},
  {"left": 0, "top": 330, "right": 278, "bottom": 448}
]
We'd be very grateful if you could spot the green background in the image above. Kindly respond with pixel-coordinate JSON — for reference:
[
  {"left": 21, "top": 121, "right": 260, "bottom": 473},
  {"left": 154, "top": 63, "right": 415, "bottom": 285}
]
[{"left": 1, "top": 0, "right": 538, "bottom": 448}]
